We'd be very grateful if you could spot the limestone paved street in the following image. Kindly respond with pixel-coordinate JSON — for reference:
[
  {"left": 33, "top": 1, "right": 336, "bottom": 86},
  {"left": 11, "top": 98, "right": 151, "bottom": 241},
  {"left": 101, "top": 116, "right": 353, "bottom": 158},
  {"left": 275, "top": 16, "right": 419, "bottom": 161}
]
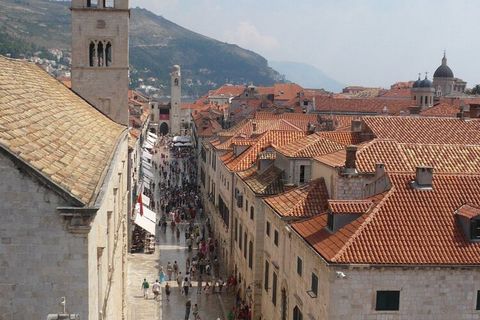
[{"left": 127, "top": 140, "right": 234, "bottom": 320}]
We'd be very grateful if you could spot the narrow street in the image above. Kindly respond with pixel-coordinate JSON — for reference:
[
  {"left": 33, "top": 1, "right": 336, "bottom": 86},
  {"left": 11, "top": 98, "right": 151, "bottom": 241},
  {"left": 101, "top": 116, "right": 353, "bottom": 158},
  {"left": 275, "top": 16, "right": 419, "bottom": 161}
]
[{"left": 127, "top": 138, "right": 234, "bottom": 320}]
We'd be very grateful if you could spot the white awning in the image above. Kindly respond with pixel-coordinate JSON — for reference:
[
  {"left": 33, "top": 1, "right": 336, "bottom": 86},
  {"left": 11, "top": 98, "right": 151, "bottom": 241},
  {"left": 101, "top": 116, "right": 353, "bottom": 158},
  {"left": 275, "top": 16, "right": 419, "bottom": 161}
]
[
  {"left": 143, "top": 140, "right": 154, "bottom": 149},
  {"left": 173, "top": 142, "right": 193, "bottom": 147},
  {"left": 141, "top": 193, "right": 150, "bottom": 207},
  {"left": 134, "top": 212, "right": 156, "bottom": 234},
  {"left": 147, "top": 136, "right": 156, "bottom": 145},
  {"left": 135, "top": 203, "right": 156, "bottom": 224},
  {"left": 173, "top": 136, "right": 191, "bottom": 143},
  {"left": 142, "top": 160, "right": 152, "bottom": 170},
  {"left": 142, "top": 176, "right": 152, "bottom": 186},
  {"left": 143, "top": 169, "right": 154, "bottom": 179},
  {"left": 142, "top": 151, "right": 153, "bottom": 160},
  {"left": 148, "top": 132, "right": 158, "bottom": 140}
]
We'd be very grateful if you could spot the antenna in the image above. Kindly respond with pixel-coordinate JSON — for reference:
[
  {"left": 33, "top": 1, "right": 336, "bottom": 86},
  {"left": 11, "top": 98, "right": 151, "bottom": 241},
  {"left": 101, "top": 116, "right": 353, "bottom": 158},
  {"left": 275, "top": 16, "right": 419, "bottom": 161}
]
[{"left": 60, "top": 296, "right": 66, "bottom": 313}]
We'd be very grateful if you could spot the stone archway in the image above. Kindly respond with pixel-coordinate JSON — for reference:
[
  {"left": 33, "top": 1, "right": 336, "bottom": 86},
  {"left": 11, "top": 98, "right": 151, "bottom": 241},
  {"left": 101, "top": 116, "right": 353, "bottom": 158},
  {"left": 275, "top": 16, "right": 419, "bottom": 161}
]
[{"left": 159, "top": 122, "right": 169, "bottom": 135}]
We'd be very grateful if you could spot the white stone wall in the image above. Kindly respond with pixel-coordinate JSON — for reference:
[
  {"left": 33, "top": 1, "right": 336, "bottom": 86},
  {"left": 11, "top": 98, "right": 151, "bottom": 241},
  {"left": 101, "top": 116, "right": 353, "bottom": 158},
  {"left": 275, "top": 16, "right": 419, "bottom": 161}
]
[
  {"left": 0, "top": 155, "right": 88, "bottom": 318},
  {"left": 328, "top": 266, "right": 480, "bottom": 320}
]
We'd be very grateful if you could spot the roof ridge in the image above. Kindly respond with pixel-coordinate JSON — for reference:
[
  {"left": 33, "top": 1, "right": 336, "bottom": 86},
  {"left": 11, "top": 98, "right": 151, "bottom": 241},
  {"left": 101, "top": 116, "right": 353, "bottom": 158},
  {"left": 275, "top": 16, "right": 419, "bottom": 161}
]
[{"left": 331, "top": 187, "right": 396, "bottom": 262}]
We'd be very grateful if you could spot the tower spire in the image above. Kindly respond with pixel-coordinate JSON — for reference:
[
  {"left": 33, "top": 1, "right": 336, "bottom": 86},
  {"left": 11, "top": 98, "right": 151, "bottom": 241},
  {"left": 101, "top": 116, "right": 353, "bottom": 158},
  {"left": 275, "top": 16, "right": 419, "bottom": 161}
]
[{"left": 442, "top": 50, "right": 447, "bottom": 66}]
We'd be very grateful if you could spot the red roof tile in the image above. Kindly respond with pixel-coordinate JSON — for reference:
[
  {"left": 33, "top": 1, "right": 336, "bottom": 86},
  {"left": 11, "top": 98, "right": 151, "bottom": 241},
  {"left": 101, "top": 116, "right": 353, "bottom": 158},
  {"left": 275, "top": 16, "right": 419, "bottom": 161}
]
[
  {"left": 276, "top": 133, "right": 345, "bottom": 158},
  {"left": 265, "top": 179, "right": 329, "bottom": 218},
  {"left": 456, "top": 204, "right": 480, "bottom": 219},
  {"left": 293, "top": 173, "right": 480, "bottom": 265},
  {"left": 328, "top": 200, "right": 373, "bottom": 214}
]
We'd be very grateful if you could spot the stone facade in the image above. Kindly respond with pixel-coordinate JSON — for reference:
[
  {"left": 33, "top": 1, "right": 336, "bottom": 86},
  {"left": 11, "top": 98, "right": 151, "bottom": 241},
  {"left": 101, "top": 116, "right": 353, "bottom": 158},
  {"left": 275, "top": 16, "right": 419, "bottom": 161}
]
[
  {"left": 71, "top": 0, "right": 130, "bottom": 126},
  {"left": 0, "top": 135, "right": 129, "bottom": 319}
]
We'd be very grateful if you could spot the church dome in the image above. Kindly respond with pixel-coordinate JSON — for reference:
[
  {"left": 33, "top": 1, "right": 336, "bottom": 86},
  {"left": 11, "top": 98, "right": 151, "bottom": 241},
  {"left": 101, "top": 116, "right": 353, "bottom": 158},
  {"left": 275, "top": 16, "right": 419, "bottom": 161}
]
[
  {"left": 412, "top": 77, "right": 422, "bottom": 88},
  {"left": 419, "top": 78, "right": 432, "bottom": 88},
  {"left": 433, "top": 65, "right": 454, "bottom": 78},
  {"left": 433, "top": 53, "right": 454, "bottom": 78}
]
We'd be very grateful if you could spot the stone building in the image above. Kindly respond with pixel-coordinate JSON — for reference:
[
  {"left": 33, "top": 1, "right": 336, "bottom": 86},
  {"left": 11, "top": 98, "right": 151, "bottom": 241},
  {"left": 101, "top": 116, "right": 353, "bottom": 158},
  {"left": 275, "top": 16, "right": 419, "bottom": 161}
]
[
  {"left": 71, "top": 0, "right": 130, "bottom": 125},
  {"left": 0, "top": 56, "right": 129, "bottom": 319},
  {"left": 432, "top": 52, "right": 467, "bottom": 97}
]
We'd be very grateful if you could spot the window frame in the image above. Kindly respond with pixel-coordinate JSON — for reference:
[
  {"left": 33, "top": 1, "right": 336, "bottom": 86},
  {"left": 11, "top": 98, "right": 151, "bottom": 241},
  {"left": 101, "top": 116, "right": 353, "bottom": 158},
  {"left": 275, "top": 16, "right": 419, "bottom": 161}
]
[
  {"left": 266, "top": 221, "right": 271, "bottom": 237},
  {"left": 274, "top": 229, "right": 279, "bottom": 246},
  {"left": 272, "top": 271, "right": 278, "bottom": 306},
  {"left": 296, "top": 257, "right": 303, "bottom": 276},
  {"left": 264, "top": 260, "right": 269, "bottom": 292},
  {"left": 248, "top": 240, "right": 253, "bottom": 269},
  {"left": 250, "top": 206, "right": 254, "bottom": 220},
  {"left": 310, "top": 272, "right": 318, "bottom": 297},
  {"left": 476, "top": 290, "right": 480, "bottom": 310},
  {"left": 375, "top": 290, "right": 400, "bottom": 311}
]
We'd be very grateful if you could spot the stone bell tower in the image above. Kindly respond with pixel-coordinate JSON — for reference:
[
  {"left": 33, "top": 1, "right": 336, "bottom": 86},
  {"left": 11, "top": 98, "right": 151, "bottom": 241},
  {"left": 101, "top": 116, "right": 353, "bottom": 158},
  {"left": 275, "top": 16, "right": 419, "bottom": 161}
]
[
  {"left": 71, "top": 0, "right": 129, "bottom": 125},
  {"left": 170, "top": 65, "right": 182, "bottom": 135}
]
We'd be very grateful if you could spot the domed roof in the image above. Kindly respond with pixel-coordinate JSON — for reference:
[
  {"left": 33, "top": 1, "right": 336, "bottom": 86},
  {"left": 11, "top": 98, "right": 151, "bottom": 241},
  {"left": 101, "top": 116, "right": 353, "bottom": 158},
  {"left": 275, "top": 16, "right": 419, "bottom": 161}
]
[
  {"left": 433, "top": 53, "right": 454, "bottom": 78},
  {"left": 433, "top": 65, "right": 454, "bottom": 78},
  {"left": 419, "top": 78, "right": 432, "bottom": 88},
  {"left": 412, "top": 75, "right": 422, "bottom": 88}
]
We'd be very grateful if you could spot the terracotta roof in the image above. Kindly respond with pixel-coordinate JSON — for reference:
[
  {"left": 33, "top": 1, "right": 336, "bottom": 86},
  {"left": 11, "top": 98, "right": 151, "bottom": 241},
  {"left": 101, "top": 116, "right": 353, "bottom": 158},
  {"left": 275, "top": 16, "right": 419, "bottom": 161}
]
[
  {"left": 274, "top": 83, "right": 304, "bottom": 101},
  {"left": 208, "top": 84, "right": 245, "bottom": 98},
  {"left": 419, "top": 102, "right": 460, "bottom": 117},
  {"left": 265, "top": 179, "right": 329, "bottom": 218},
  {"left": 315, "top": 139, "right": 480, "bottom": 174},
  {"left": 224, "top": 130, "right": 306, "bottom": 171},
  {"left": 363, "top": 116, "right": 480, "bottom": 144},
  {"left": 314, "top": 96, "right": 413, "bottom": 115},
  {"left": 456, "top": 204, "right": 480, "bottom": 219},
  {"left": 328, "top": 200, "right": 373, "bottom": 214},
  {"left": 317, "top": 131, "right": 364, "bottom": 145},
  {"left": 276, "top": 133, "right": 345, "bottom": 158},
  {"left": 0, "top": 56, "right": 125, "bottom": 205},
  {"left": 238, "top": 165, "right": 285, "bottom": 195},
  {"left": 293, "top": 173, "right": 480, "bottom": 265}
]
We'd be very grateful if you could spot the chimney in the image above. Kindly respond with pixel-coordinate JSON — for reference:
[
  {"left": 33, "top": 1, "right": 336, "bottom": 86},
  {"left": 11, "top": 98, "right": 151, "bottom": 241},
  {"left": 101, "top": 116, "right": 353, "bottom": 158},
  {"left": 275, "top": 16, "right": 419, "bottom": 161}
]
[
  {"left": 351, "top": 119, "right": 362, "bottom": 133},
  {"left": 375, "top": 163, "right": 385, "bottom": 178},
  {"left": 344, "top": 145, "right": 357, "bottom": 172},
  {"left": 413, "top": 166, "right": 433, "bottom": 189},
  {"left": 252, "top": 122, "right": 257, "bottom": 133}
]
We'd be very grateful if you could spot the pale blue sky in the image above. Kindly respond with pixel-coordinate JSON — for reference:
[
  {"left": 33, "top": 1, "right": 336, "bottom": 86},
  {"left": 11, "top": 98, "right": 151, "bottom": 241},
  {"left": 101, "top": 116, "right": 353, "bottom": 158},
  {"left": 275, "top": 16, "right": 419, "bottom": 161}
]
[{"left": 130, "top": 0, "right": 479, "bottom": 87}]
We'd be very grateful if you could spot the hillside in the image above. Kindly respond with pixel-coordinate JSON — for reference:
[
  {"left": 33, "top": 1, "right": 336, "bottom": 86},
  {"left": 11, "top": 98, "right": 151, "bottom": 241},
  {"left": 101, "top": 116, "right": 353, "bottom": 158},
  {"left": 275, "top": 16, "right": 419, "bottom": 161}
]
[
  {"left": 0, "top": 0, "right": 283, "bottom": 96},
  {"left": 270, "top": 61, "right": 344, "bottom": 93}
]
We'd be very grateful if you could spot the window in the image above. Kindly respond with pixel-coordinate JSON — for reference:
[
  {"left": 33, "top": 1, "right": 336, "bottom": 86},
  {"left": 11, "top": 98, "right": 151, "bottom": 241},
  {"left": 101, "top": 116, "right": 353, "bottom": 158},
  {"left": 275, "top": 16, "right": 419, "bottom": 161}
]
[
  {"left": 274, "top": 230, "right": 279, "bottom": 246},
  {"left": 471, "top": 219, "right": 480, "bottom": 240},
  {"left": 248, "top": 240, "right": 253, "bottom": 269},
  {"left": 272, "top": 272, "right": 278, "bottom": 306},
  {"left": 250, "top": 206, "right": 254, "bottom": 220},
  {"left": 234, "top": 218, "right": 238, "bottom": 242},
  {"left": 87, "top": 0, "right": 98, "bottom": 7},
  {"left": 375, "top": 291, "right": 400, "bottom": 311},
  {"left": 246, "top": 200, "right": 248, "bottom": 212},
  {"left": 266, "top": 221, "right": 271, "bottom": 237},
  {"left": 296, "top": 257, "right": 302, "bottom": 276},
  {"left": 293, "top": 306, "right": 303, "bottom": 320},
  {"left": 299, "top": 165, "right": 305, "bottom": 183},
  {"left": 97, "top": 41, "right": 104, "bottom": 66},
  {"left": 89, "top": 41, "right": 95, "bottom": 66},
  {"left": 239, "top": 225, "right": 243, "bottom": 250},
  {"left": 105, "top": 41, "right": 112, "bottom": 66},
  {"left": 243, "top": 232, "right": 247, "bottom": 259},
  {"left": 104, "top": 0, "right": 114, "bottom": 7},
  {"left": 310, "top": 273, "right": 318, "bottom": 297},
  {"left": 477, "top": 290, "right": 480, "bottom": 310},
  {"left": 327, "top": 212, "right": 334, "bottom": 231},
  {"left": 174, "top": 78, "right": 179, "bottom": 86},
  {"left": 264, "top": 260, "right": 269, "bottom": 291}
]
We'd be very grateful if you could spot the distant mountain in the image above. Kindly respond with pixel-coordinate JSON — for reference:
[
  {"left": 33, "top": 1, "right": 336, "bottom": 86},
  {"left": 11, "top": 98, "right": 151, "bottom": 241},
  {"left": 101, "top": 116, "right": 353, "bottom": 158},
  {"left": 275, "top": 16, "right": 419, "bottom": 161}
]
[
  {"left": 269, "top": 61, "right": 344, "bottom": 93},
  {"left": 0, "top": 0, "right": 283, "bottom": 96}
]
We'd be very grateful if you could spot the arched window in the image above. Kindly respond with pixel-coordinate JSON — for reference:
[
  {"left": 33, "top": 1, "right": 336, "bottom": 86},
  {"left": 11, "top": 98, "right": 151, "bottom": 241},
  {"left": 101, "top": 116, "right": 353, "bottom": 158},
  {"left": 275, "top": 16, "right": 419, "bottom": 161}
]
[
  {"left": 89, "top": 41, "right": 96, "bottom": 67},
  {"left": 174, "top": 78, "right": 179, "bottom": 86},
  {"left": 97, "top": 41, "right": 104, "bottom": 66},
  {"left": 105, "top": 42, "right": 112, "bottom": 66},
  {"left": 293, "top": 306, "right": 303, "bottom": 320}
]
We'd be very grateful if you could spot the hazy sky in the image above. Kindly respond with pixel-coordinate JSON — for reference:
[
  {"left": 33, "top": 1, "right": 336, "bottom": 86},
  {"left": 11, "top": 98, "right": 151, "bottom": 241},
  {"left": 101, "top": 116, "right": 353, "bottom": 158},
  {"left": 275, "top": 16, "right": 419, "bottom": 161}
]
[{"left": 130, "top": 0, "right": 479, "bottom": 87}]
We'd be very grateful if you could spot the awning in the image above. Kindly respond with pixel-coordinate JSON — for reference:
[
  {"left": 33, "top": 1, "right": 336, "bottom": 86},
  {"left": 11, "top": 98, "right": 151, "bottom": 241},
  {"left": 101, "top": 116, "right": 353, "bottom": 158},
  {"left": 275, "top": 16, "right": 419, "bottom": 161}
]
[
  {"left": 143, "top": 140, "right": 154, "bottom": 149},
  {"left": 147, "top": 136, "right": 156, "bottom": 145},
  {"left": 142, "top": 193, "right": 150, "bottom": 207},
  {"left": 142, "top": 151, "right": 153, "bottom": 160},
  {"left": 173, "top": 136, "right": 191, "bottom": 143},
  {"left": 173, "top": 142, "right": 193, "bottom": 147},
  {"left": 134, "top": 212, "right": 156, "bottom": 234},
  {"left": 148, "top": 132, "right": 158, "bottom": 140},
  {"left": 143, "top": 169, "right": 154, "bottom": 179},
  {"left": 142, "top": 176, "right": 152, "bottom": 186}
]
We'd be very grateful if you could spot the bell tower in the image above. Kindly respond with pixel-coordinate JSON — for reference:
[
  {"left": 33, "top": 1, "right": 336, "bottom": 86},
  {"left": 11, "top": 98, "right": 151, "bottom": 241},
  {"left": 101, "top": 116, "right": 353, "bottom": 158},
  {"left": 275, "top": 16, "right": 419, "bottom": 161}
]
[
  {"left": 170, "top": 65, "right": 182, "bottom": 135},
  {"left": 71, "top": 0, "right": 129, "bottom": 125}
]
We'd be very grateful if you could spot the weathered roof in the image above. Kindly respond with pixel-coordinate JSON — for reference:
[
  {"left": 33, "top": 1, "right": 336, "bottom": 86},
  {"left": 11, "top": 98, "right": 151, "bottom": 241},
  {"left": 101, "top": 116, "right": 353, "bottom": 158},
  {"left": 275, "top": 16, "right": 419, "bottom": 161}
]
[
  {"left": 0, "top": 56, "right": 125, "bottom": 205},
  {"left": 264, "top": 179, "right": 329, "bottom": 218},
  {"left": 293, "top": 174, "right": 480, "bottom": 265},
  {"left": 276, "top": 133, "right": 345, "bottom": 158},
  {"left": 238, "top": 165, "right": 285, "bottom": 196}
]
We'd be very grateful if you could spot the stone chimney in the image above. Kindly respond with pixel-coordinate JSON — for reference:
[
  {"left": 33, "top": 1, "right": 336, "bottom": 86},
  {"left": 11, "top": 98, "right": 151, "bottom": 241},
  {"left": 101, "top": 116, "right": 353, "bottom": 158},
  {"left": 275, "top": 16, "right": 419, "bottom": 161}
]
[
  {"left": 252, "top": 122, "right": 257, "bottom": 133},
  {"left": 413, "top": 166, "right": 433, "bottom": 189},
  {"left": 351, "top": 119, "right": 362, "bottom": 133},
  {"left": 344, "top": 145, "right": 357, "bottom": 172},
  {"left": 375, "top": 163, "right": 385, "bottom": 178}
]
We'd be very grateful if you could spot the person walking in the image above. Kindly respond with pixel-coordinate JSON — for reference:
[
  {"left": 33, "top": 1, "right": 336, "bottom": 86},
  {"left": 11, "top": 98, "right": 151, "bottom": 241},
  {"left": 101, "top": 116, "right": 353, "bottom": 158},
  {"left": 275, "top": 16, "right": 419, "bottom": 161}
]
[
  {"left": 152, "top": 279, "right": 161, "bottom": 301},
  {"left": 197, "top": 274, "right": 203, "bottom": 294},
  {"left": 185, "top": 299, "right": 192, "bottom": 320},
  {"left": 192, "top": 303, "right": 199, "bottom": 319},
  {"left": 165, "top": 282, "right": 171, "bottom": 302},
  {"left": 166, "top": 261, "right": 173, "bottom": 281},
  {"left": 173, "top": 260, "right": 179, "bottom": 278},
  {"left": 177, "top": 271, "right": 183, "bottom": 294},
  {"left": 159, "top": 266, "right": 166, "bottom": 283},
  {"left": 182, "top": 276, "right": 190, "bottom": 295},
  {"left": 141, "top": 278, "right": 149, "bottom": 299}
]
